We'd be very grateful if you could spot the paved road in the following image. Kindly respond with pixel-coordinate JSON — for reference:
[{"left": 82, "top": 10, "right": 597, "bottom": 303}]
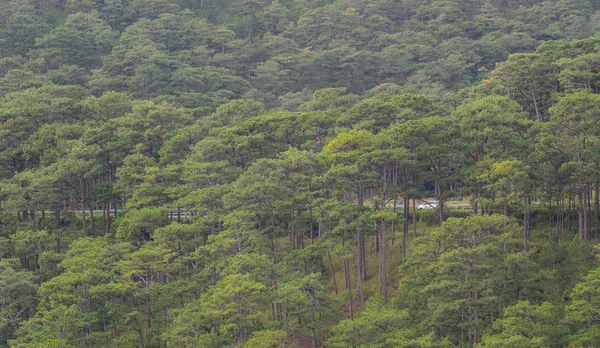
[{"left": 380, "top": 202, "right": 471, "bottom": 208}]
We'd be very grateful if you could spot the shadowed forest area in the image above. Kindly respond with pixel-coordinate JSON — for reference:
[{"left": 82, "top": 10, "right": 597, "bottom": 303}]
[{"left": 3, "top": 0, "right": 600, "bottom": 346}]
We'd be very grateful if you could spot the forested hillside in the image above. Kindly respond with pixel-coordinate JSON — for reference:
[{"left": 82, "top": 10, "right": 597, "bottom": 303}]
[{"left": 3, "top": 0, "right": 600, "bottom": 347}]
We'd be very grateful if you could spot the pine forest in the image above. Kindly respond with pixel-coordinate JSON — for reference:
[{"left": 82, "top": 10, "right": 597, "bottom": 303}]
[{"left": 3, "top": 0, "right": 600, "bottom": 347}]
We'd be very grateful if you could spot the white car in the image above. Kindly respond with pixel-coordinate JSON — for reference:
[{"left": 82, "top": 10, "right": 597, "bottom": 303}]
[{"left": 418, "top": 201, "right": 438, "bottom": 210}]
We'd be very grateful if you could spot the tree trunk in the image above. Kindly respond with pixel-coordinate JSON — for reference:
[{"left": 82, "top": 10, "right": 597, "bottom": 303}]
[
  {"left": 402, "top": 197, "right": 409, "bottom": 256},
  {"left": 584, "top": 186, "right": 589, "bottom": 241},
  {"left": 523, "top": 194, "right": 528, "bottom": 252},
  {"left": 412, "top": 198, "right": 417, "bottom": 237},
  {"left": 380, "top": 221, "right": 388, "bottom": 302},
  {"left": 548, "top": 194, "right": 553, "bottom": 240},
  {"left": 557, "top": 197, "right": 562, "bottom": 242},
  {"left": 104, "top": 203, "right": 111, "bottom": 235},
  {"left": 55, "top": 208, "right": 61, "bottom": 253},
  {"left": 438, "top": 184, "right": 445, "bottom": 224},
  {"left": 531, "top": 81, "right": 541, "bottom": 121},
  {"left": 328, "top": 251, "right": 338, "bottom": 295},
  {"left": 391, "top": 196, "right": 396, "bottom": 246},
  {"left": 356, "top": 226, "right": 365, "bottom": 311},
  {"left": 90, "top": 203, "right": 96, "bottom": 236},
  {"left": 343, "top": 257, "right": 353, "bottom": 320},
  {"left": 31, "top": 208, "right": 39, "bottom": 231},
  {"left": 357, "top": 186, "right": 366, "bottom": 285},
  {"left": 81, "top": 198, "right": 87, "bottom": 238},
  {"left": 578, "top": 190, "right": 584, "bottom": 241},
  {"left": 594, "top": 182, "right": 600, "bottom": 238}
]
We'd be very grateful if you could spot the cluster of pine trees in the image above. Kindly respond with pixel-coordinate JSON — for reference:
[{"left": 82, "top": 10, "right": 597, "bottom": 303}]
[{"left": 3, "top": 0, "right": 600, "bottom": 347}]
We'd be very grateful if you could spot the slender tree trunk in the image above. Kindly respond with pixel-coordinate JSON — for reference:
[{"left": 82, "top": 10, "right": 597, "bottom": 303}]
[
  {"left": 357, "top": 186, "right": 366, "bottom": 284},
  {"left": 271, "top": 211, "right": 276, "bottom": 255},
  {"left": 474, "top": 291, "right": 479, "bottom": 344},
  {"left": 548, "top": 194, "right": 552, "bottom": 240},
  {"left": 531, "top": 81, "right": 541, "bottom": 121},
  {"left": 413, "top": 199, "right": 417, "bottom": 237},
  {"left": 380, "top": 221, "right": 388, "bottom": 302},
  {"left": 90, "top": 203, "right": 96, "bottom": 236},
  {"left": 584, "top": 187, "right": 589, "bottom": 241},
  {"left": 343, "top": 257, "right": 353, "bottom": 320},
  {"left": 361, "top": 234, "right": 366, "bottom": 281},
  {"left": 55, "top": 208, "right": 61, "bottom": 253},
  {"left": 594, "top": 182, "right": 600, "bottom": 238},
  {"left": 105, "top": 203, "right": 111, "bottom": 235},
  {"left": 81, "top": 198, "right": 87, "bottom": 238},
  {"left": 438, "top": 184, "right": 445, "bottom": 224},
  {"left": 72, "top": 209, "right": 78, "bottom": 241},
  {"left": 503, "top": 198, "right": 508, "bottom": 251},
  {"left": 523, "top": 194, "right": 528, "bottom": 252},
  {"left": 328, "top": 251, "right": 338, "bottom": 294},
  {"left": 557, "top": 196, "right": 562, "bottom": 242},
  {"left": 403, "top": 197, "right": 409, "bottom": 256},
  {"left": 356, "top": 226, "right": 365, "bottom": 311},
  {"left": 391, "top": 196, "right": 396, "bottom": 246},
  {"left": 103, "top": 203, "right": 107, "bottom": 235},
  {"left": 568, "top": 197, "right": 573, "bottom": 234},
  {"left": 578, "top": 190, "right": 584, "bottom": 241},
  {"left": 588, "top": 185, "right": 593, "bottom": 238},
  {"left": 310, "top": 205, "right": 314, "bottom": 245},
  {"left": 31, "top": 208, "right": 39, "bottom": 231}
]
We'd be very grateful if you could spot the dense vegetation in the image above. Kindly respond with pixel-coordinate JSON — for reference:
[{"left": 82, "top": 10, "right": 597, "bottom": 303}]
[{"left": 3, "top": 0, "right": 600, "bottom": 346}]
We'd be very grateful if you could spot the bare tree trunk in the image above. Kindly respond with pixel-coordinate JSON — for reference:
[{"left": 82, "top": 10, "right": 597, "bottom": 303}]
[
  {"left": 578, "top": 190, "right": 584, "bottom": 241},
  {"left": 328, "top": 251, "right": 338, "bottom": 295},
  {"left": 356, "top": 227, "right": 365, "bottom": 311},
  {"left": 71, "top": 208, "right": 78, "bottom": 241},
  {"left": 524, "top": 194, "right": 528, "bottom": 252},
  {"left": 557, "top": 197, "right": 562, "bottom": 242},
  {"left": 343, "top": 258, "right": 353, "bottom": 320},
  {"left": 357, "top": 185, "right": 367, "bottom": 291},
  {"left": 380, "top": 221, "right": 388, "bottom": 302},
  {"left": 55, "top": 208, "right": 61, "bottom": 253},
  {"left": 413, "top": 198, "right": 417, "bottom": 237},
  {"left": 438, "top": 183, "right": 445, "bottom": 224},
  {"left": 548, "top": 194, "right": 553, "bottom": 240},
  {"left": 90, "top": 203, "right": 96, "bottom": 236},
  {"left": 31, "top": 208, "right": 39, "bottom": 231},
  {"left": 391, "top": 196, "right": 396, "bottom": 246},
  {"left": 104, "top": 203, "right": 111, "bottom": 235},
  {"left": 594, "top": 182, "right": 600, "bottom": 238},
  {"left": 584, "top": 186, "right": 589, "bottom": 241},
  {"left": 81, "top": 198, "right": 87, "bottom": 238},
  {"left": 531, "top": 81, "right": 541, "bottom": 121},
  {"left": 402, "top": 197, "right": 409, "bottom": 256},
  {"left": 310, "top": 205, "right": 314, "bottom": 245}
]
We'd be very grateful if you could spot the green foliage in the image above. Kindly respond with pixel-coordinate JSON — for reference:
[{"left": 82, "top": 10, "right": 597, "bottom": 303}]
[
  {"left": 5, "top": 0, "right": 600, "bottom": 346},
  {"left": 478, "top": 301, "right": 565, "bottom": 348}
]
